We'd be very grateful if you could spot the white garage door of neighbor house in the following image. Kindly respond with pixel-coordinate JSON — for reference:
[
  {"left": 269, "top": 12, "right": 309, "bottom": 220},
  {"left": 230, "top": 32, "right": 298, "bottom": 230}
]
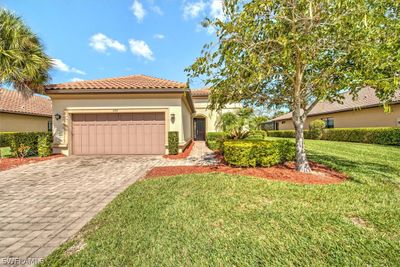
[{"left": 71, "top": 113, "right": 165, "bottom": 155}]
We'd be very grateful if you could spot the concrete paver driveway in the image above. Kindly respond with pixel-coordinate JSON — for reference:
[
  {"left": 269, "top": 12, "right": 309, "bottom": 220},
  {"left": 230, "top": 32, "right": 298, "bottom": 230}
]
[{"left": 0, "top": 155, "right": 164, "bottom": 264}]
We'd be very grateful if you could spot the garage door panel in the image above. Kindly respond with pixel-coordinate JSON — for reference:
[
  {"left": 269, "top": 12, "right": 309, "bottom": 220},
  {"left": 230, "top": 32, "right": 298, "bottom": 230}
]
[
  {"left": 72, "top": 113, "right": 165, "bottom": 155},
  {"left": 104, "top": 124, "right": 111, "bottom": 154},
  {"left": 111, "top": 124, "right": 121, "bottom": 154}
]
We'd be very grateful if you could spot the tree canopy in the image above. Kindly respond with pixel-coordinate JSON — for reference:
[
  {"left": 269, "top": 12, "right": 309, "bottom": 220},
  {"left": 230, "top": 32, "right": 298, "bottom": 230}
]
[
  {"left": 186, "top": 0, "right": 400, "bottom": 172},
  {"left": 0, "top": 9, "right": 52, "bottom": 94}
]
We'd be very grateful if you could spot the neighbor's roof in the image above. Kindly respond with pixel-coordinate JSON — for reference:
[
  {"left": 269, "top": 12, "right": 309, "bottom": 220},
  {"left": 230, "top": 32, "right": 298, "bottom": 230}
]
[
  {"left": 0, "top": 88, "right": 52, "bottom": 117},
  {"left": 45, "top": 74, "right": 187, "bottom": 91},
  {"left": 271, "top": 87, "right": 400, "bottom": 121},
  {"left": 191, "top": 88, "right": 210, "bottom": 97}
]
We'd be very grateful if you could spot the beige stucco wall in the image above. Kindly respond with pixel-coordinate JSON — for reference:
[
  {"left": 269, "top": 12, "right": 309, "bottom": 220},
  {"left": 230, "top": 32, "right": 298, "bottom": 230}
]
[
  {"left": 192, "top": 97, "right": 242, "bottom": 132},
  {"left": 49, "top": 94, "right": 189, "bottom": 155},
  {"left": 275, "top": 104, "right": 400, "bottom": 130},
  {"left": 0, "top": 112, "right": 51, "bottom": 132},
  {"left": 181, "top": 98, "right": 192, "bottom": 143}
]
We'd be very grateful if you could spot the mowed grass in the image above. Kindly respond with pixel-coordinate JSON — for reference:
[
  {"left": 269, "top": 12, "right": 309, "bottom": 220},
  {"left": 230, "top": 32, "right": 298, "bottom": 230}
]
[{"left": 41, "top": 140, "right": 400, "bottom": 266}]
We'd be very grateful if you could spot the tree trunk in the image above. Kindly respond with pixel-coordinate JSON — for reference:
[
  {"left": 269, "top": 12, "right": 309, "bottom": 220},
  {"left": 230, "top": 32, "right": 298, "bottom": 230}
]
[{"left": 293, "top": 115, "right": 312, "bottom": 173}]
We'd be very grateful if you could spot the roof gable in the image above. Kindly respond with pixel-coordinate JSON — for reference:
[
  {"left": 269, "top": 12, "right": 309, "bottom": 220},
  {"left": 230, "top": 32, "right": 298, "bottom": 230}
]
[
  {"left": 271, "top": 87, "right": 400, "bottom": 121},
  {"left": 45, "top": 74, "right": 187, "bottom": 91}
]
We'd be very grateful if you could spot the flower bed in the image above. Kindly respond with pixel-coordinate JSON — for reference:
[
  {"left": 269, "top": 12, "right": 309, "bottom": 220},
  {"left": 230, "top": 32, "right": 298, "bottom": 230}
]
[
  {"left": 145, "top": 161, "right": 346, "bottom": 185},
  {"left": 163, "top": 140, "right": 194, "bottom": 159},
  {"left": 0, "top": 154, "right": 64, "bottom": 172}
]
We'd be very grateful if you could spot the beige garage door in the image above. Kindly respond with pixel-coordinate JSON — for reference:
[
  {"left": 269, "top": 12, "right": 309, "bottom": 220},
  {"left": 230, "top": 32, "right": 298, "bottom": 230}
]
[{"left": 72, "top": 113, "right": 165, "bottom": 155}]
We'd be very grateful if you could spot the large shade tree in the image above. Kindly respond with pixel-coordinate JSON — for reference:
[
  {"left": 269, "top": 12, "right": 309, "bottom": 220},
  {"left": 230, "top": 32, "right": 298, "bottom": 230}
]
[
  {"left": 0, "top": 9, "right": 52, "bottom": 95},
  {"left": 187, "top": 0, "right": 400, "bottom": 172}
]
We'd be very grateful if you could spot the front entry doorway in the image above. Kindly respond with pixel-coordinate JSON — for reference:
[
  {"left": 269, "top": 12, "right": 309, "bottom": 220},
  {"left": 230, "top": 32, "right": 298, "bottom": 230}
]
[{"left": 193, "top": 117, "right": 206, "bottom": 141}]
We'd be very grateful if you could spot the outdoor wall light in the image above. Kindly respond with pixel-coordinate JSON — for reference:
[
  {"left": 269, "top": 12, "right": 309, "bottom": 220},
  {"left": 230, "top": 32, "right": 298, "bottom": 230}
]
[
  {"left": 54, "top": 113, "right": 62, "bottom": 120},
  {"left": 170, "top": 113, "right": 175, "bottom": 123}
]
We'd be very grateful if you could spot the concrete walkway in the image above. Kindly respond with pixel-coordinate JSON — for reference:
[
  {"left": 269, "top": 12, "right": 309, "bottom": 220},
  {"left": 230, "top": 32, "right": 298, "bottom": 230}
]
[{"left": 0, "top": 142, "right": 216, "bottom": 266}]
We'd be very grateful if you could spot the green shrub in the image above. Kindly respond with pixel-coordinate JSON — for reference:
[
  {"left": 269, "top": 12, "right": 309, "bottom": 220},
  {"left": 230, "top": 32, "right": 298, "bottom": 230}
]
[
  {"left": 267, "top": 127, "right": 400, "bottom": 145},
  {"left": 321, "top": 128, "right": 400, "bottom": 145},
  {"left": 308, "top": 120, "right": 326, "bottom": 140},
  {"left": 223, "top": 140, "right": 295, "bottom": 167},
  {"left": 38, "top": 135, "right": 52, "bottom": 157},
  {"left": 267, "top": 130, "right": 296, "bottom": 138},
  {"left": 17, "top": 144, "right": 31, "bottom": 158},
  {"left": 0, "top": 147, "right": 12, "bottom": 158},
  {"left": 206, "top": 132, "right": 227, "bottom": 151},
  {"left": 168, "top": 131, "right": 179, "bottom": 155},
  {"left": 245, "top": 130, "right": 267, "bottom": 140},
  {"left": 0, "top": 132, "right": 52, "bottom": 157}
]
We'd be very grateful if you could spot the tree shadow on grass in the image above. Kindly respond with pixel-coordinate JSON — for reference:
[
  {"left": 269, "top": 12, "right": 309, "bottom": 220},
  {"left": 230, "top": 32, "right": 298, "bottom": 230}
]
[{"left": 308, "top": 151, "right": 400, "bottom": 185}]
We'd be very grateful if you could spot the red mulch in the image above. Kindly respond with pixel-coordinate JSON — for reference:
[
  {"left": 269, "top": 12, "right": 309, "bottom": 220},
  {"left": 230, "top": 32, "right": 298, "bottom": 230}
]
[
  {"left": 145, "top": 161, "right": 347, "bottom": 185},
  {"left": 0, "top": 154, "right": 64, "bottom": 172},
  {"left": 163, "top": 140, "right": 194, "bottom": 159}
]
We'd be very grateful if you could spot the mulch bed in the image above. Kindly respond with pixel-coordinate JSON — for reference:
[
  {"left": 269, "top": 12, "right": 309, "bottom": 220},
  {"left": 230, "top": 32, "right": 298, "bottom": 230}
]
[
  {"left": 145, "top": 161, "right": 347, "bottom": 185},
  {"left": 163, "top": 140, "right": 194, "bottom": 159},
  {"left": 0, "top": 154, "right": 64, "bottom": 172}
]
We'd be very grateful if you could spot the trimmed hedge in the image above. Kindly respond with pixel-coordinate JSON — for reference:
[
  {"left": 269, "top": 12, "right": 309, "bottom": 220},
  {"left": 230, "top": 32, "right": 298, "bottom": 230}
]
[
  {"left": 223, "top": 140, "right": 295, "bottom": 167},
  {"left": 38, "top": 135, "right": 52, "bottom": 157},
  {"left": 267, "top": 127, "right": 400, "bottom": 145},
  {"left": 206, "top": 132, "right": 227, "bottom": 151},
  {"left": 245, "top": 130, "right": 267, "bottom": 141},
  {"left": 168, "top": 131, "right": 179, "bottom": 155},
  {"left": 0, "top": 132, "right": 53, "bottom": 157},
  {"left": 321, "top": 128, "right": 400, "bottom": 145},
  {"left": 268, "top": 130, "right": 298, "bottom": 138}
]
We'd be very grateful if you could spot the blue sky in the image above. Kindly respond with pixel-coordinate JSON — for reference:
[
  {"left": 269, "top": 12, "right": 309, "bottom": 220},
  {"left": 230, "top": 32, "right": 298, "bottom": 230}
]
[{"left": 2, "top": 0, "right": 223, "bottom": 88}]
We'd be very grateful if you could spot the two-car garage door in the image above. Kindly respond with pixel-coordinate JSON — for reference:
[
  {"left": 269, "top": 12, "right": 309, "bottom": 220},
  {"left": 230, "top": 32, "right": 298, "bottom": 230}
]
[{"left": 71, "top": 113, "right": 165, "bottom": 155}]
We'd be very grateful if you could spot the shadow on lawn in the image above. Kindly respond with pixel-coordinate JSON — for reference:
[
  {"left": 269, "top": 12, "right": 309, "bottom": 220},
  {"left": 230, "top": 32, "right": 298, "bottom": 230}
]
[{"left": 308, "top": 151, "right": 400, "bottom": 185}]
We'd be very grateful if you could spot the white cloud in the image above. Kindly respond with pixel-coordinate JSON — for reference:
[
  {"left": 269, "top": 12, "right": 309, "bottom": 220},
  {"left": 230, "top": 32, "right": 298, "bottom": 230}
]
[
  {"left": 153, "top": 34, "right": 165, "bottom": 39},
  {"left": 183, "top": 0, "right": 206, "bottom": 19},
  {"left": 131, "top": 0, "right": 146, "bottom": 22},
  {"left": 150, "top": 5, "right": 163, "bottom": 15},
  {"left": 89, "top": 33, "right": 126, "bottom": 53},
  {"left": 210, "top": 0, "right": 224, "bottom": 20},
  {"left": 70, "top": 77, "right": 84, "bottom": 82},
  {"left": 129, "top": 39, "right": 154, "bottom": 61},
  {"left": 52, "top": 59, "right": 86, "bottom": 75}
]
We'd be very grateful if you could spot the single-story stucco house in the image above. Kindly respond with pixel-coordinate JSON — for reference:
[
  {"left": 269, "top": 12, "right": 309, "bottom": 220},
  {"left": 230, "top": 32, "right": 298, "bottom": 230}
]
[
  {"left": 45, "top": 74, "right": 241, "bottom": 156},
  {"left": 0, "top": 88, "right": 52, "bottom": 132},
  {"left": 264, "top": 87, "right": 400, "bottom": 130}
]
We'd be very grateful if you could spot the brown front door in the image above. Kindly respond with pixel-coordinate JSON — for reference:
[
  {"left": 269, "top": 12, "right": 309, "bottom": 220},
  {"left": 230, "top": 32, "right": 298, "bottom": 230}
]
[
  {"left": 71, "top": 113, "right": 165, "bottom": 155},
  {"left": 193, "top": 118, "right": 206, "bottom": 141}
]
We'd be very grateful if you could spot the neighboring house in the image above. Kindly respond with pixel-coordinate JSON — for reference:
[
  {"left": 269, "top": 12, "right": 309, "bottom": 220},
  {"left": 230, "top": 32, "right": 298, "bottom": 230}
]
[
  {"left": 0, "top": 88, "right": 52, "bottom": 132},
  {"left": 264, "top": 87, "right": 400, "bottom": 130},
  {"left": 45, "top": 75, "right": 241, "bottom": 156},
  {"left": 191, "top": 88, "right": 241, "bottom": 140}
]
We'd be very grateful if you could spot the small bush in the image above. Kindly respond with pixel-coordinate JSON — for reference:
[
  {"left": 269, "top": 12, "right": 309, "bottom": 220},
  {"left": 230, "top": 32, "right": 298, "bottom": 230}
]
[
  {"left": 245, "top": 130, "right": 267, "bottom": 140},
  {"left": 0, "top": 147, "right": 12, "bottom": 158},
  {"left": 17, "top": 144, "right": 31, "bottom": 158},
  {"left": 206, "top": 132, "right": 227, "bottom": 151},
  {"left": 0, "top": 132, "right": 52, "bottom": 157},
  {"left": 308, "top": 120, "right": 326, "bottom": 140},
  {"left": 223, "top": 140, "right": 295, "bottom": 167},
  {"left": 267, "top": 127, "right": 400, "bottom": 145},
  {"left": 168, "top": 131, "right": 179, "bottom": 155},
  {"left": 38, "top": 135, "right": 52, "bottom": 157}
]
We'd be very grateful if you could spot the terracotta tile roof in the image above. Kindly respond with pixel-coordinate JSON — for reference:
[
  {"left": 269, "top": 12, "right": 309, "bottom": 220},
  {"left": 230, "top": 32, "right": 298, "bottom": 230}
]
[
  {"left": 191, "top": 88, "right": 210, "bottom": 97},
  {"left": 0, "top": 88, "right": 52, "bottom": 117},
  {"left": 271, "top": 87, "right": 400, "bottom": 121},
  {"left": 45, "top": 74, "right": 187, "bottom": 91}
]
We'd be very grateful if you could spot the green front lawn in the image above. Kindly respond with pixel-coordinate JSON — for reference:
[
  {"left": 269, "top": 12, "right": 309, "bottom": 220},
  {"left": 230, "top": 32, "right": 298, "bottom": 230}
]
[{"left": 41, "top": 140, "right": 400, "bottom": 266}]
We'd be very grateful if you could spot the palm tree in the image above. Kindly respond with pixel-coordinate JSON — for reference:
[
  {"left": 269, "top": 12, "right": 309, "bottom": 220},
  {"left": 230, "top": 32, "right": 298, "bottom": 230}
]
[{"left": 0, "top": 9, "right": 52, "bottom": 95}]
